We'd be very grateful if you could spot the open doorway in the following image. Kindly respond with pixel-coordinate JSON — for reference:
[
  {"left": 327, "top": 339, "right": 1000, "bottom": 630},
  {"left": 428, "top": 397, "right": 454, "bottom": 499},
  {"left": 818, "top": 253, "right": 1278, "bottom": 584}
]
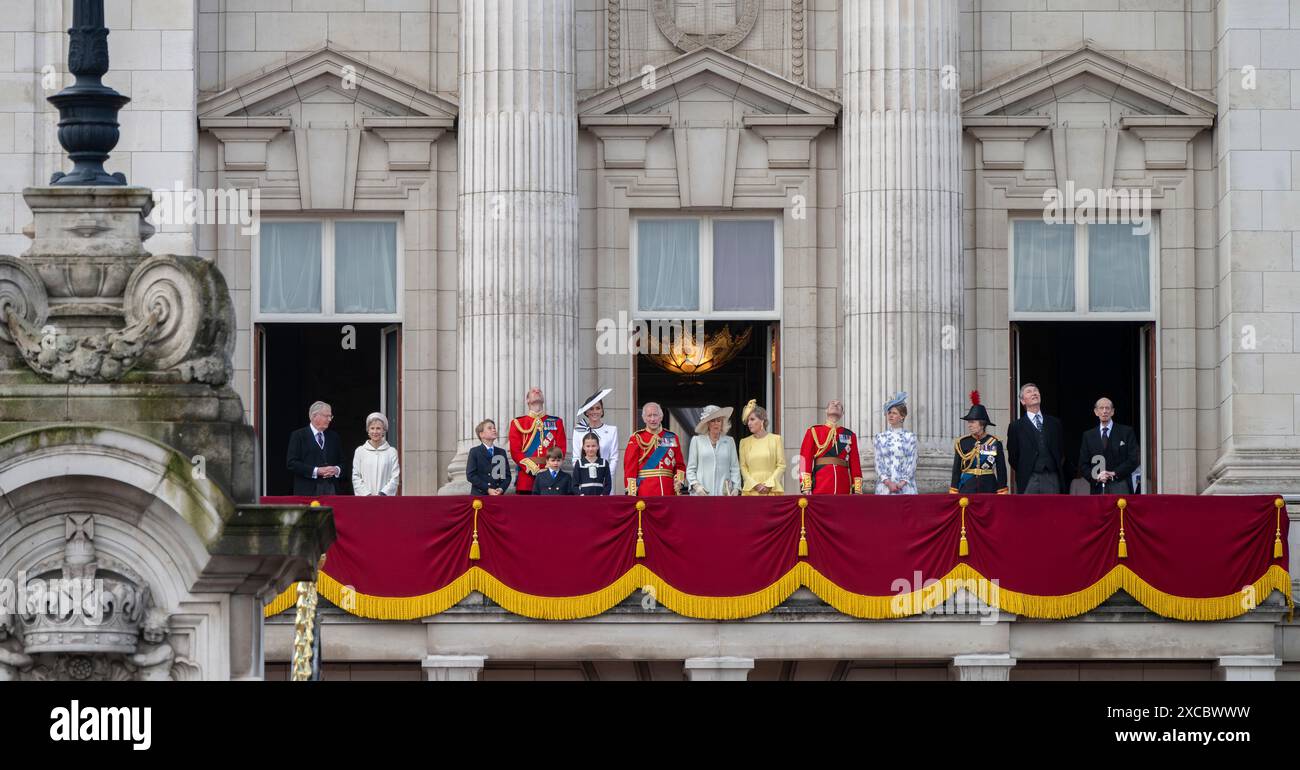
[
  {"left": 633, "top": 321, "right": 777, "bottom": 444},
  {"left": 256, "top": 323, "right": 401, "bottom": 496},
  {"left": 1010, "top": 321, "right": 1154, "bottom": 492}
]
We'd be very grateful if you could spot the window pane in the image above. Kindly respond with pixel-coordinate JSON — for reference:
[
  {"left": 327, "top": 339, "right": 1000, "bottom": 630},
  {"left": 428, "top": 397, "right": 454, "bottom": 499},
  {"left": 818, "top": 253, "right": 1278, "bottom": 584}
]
[
  {"left": 335, "top": 222, "right": 398, "bottom": 314},
  {"left": 1088, "top": 224, "right": 1150, "bottom": 312},
  {"left": 1013, "top": 220, "right": 1075, "bottom": 312},
  {"left": 259, "top": 222, "right": 322, "bottom": 313},
  {"left": 638, "top": 219, "right": 699, "bottom": 311},
  {"left": 713, "top": 220, "right": 775, "bottom": 312}
]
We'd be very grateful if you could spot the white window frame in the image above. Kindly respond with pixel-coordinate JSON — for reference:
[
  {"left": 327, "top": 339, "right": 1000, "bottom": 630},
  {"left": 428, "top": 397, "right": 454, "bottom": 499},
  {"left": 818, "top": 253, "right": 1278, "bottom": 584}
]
[
  {"left": 1007, "top": 215, "right": 1159, "bottom": 322},
  {"left": 630, "top": 213, "right": 783, "bottom": 320},
  {"left": 253, "top": 215, "right": 404, "bottom": 323}
]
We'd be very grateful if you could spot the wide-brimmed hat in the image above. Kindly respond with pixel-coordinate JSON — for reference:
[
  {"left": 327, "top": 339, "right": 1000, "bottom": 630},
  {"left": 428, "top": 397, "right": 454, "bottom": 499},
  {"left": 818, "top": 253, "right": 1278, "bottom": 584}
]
[
  {"left": 695, "top": 404, "right": 734, "bottom": 433},
  {"left": 960, "top": 390, "right": 994, "bottom": 425},
  {"left": 577, "top": 388, "right": 612, "bottom": 417}
]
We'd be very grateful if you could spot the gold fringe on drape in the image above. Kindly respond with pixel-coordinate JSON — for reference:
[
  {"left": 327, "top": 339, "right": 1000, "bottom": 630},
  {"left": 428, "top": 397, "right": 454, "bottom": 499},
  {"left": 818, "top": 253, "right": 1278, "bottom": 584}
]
[{"left": 265, "top": 563, "right": 1293, "bottom": 622}]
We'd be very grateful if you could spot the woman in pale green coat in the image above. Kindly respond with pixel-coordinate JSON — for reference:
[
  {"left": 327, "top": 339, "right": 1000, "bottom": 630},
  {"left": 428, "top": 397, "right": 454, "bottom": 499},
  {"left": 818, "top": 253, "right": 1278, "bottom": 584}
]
[{"left": 686, "top": 405, "right": 742, "bottom": 496}]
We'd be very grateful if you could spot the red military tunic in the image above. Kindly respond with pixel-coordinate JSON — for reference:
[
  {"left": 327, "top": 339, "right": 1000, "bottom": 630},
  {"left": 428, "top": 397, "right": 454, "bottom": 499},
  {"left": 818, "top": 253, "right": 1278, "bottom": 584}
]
[
  {"left": 623, "top": 428, "right": 686, "bottom": 496},
  {"left": 508, "top": 412, "right": 567, "bottom": 493},
  {"left": 799, "top": 423, "right": 863, "bottom": 495}
]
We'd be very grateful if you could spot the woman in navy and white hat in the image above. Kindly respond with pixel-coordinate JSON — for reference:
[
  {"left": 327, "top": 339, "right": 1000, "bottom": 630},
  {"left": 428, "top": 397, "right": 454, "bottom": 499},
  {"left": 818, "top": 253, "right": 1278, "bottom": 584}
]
[
  {"left": 571, "top": 388, "right": 620, "bottom": 493},
  {"left": 873, "top": 392, "right": 918, "bottom": 495}
]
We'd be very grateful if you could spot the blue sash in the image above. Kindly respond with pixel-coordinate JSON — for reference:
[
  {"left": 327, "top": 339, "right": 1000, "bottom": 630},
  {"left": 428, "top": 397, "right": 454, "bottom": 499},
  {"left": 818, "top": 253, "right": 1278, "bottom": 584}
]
[
  {"left": 643, "top": 433, "right": 674, "bottom": 470},
  {"left": 522, "top": 416, "right": 553, "bottom": 456}
]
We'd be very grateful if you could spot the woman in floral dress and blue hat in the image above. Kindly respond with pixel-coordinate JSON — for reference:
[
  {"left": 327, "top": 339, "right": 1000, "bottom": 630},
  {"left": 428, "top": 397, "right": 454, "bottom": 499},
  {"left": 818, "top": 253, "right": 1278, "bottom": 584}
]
[{"left": 873, "top": 392, "right": 918, "bottom": 495}]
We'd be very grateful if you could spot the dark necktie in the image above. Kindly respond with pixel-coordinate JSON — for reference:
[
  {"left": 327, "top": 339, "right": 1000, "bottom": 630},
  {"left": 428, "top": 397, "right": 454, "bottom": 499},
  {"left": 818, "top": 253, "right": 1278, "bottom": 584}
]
[
  {"left": 1033, "top": 414, "right": 1042, "bottom": 431},
  {"left": 1102, "top": 426, "right": 1109, "bottom": 449},
  {"left": 316, "top": 432, "right": 324, "bottom": 450}
]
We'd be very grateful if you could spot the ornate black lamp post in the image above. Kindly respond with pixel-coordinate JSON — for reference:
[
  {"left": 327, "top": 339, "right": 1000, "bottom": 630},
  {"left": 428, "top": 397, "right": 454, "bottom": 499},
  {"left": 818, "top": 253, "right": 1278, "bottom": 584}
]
[{"left": 48, "top": 0, "right": 130, "bottom": 186}]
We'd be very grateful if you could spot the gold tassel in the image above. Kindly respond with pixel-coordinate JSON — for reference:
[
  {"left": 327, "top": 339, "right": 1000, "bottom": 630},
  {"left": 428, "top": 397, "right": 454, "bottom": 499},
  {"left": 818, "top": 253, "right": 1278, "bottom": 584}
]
[
  {"left": 469, "top": 499, "right": 482, "bottom": 561},
  {"left": 1275, "top": 498, "right": 1285, "bottom": 559},
  {"left": 958, "top": 497, "right": 970, "bottom": 557},
  {"left": 797, "top": 497, "right": 809, "bottom": 557},
  {"left": 1117, "top": 498, "right": 1128, "bottom": 559},
  {"left": 635, "top": 500, "right": 647, "bottom": 559}
]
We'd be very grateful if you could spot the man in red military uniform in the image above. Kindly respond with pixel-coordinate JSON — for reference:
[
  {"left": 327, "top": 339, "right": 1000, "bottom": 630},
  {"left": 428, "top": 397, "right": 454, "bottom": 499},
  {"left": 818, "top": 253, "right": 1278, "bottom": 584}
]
[
  {"left": 799, "top": 399, "right": 863, "bottom": 495},
  {"left": 508, "top": 386, "right": 567, "bottom": 494},
  {"left": 623, "top": 401, "right": 686, "bottom": 496}
]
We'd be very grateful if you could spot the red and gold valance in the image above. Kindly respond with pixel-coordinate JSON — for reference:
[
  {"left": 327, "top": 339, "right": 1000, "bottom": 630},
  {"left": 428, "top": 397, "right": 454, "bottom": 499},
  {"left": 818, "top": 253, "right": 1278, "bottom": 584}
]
[{"left": 263, "top": 494, "right": 1292, "bottom": 622}]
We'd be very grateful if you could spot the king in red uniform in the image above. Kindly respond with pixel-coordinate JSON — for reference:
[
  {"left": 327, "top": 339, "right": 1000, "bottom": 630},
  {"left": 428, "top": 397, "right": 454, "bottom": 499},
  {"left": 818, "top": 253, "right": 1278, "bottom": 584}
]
[
  {"left": 508, "top": 386, "right": 567, "bottom": 494},
  {"left": 623, "top": 401, "right": 686, "bottom": 496},
  {"left": 799, "top": 399, "right": 863, "bottom": 495}
]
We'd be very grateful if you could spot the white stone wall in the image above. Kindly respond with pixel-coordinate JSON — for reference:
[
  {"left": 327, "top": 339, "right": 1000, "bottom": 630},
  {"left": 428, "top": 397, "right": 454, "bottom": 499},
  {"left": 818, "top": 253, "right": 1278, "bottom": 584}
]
[
  {"left": 0, "top": 0, "right": 198, "bottom": 258},
  {"left": 959, "top": 0, "right": 1214, "bottom": 96},
  {"left": 197, "top": 0, "right": 445, "bottom": 95},
  {"left": 1207, "top": 0, "right": 1300, "bottom": 493}
]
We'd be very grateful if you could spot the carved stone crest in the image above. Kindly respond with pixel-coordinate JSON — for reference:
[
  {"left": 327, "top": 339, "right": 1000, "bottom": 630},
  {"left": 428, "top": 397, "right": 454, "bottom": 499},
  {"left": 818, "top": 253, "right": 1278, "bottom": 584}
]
[
  {"left": 3, "top": 514, "right": 190, "bottom": 681},
  {"left": 653, "top": 0, "right": 760, "bottom": 52}
]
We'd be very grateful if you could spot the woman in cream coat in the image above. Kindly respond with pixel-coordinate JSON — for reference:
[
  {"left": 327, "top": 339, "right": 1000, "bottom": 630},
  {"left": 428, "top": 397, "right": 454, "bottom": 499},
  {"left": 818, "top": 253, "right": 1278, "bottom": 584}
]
[
  {"left": 352, "top": 412, "right": 400, "bottom": 496},
  {"left": 686, "top": 405, "right": 742, "bottom": 496}
]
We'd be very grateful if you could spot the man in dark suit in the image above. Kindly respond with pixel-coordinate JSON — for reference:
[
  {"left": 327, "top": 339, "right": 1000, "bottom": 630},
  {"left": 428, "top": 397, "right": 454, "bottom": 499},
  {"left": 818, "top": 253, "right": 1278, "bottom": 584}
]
[
  {"left": 467, "top": 419, "right": 511, "bottom": 495},
  {"left": 1006, "top": 382, "right": 1065, "bottom": 494},
  {"left": 1076, "top": 397, "right": 1140, "bottom": 495},
  {"left": 287, "top": 401, "right": 345, "bottom": 496}
]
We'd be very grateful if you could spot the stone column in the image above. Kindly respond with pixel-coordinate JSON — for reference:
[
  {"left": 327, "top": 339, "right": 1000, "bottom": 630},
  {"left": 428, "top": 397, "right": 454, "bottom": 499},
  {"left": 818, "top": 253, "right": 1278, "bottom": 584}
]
[
  {"left": 841, "top": 1, "right": 963, "bottom": 492},
  {"left": 1214, "top": 656, "right": 1281, "bottom": 682},
  {"left": 949, "top": 653, "right": 1016, "bottom": 682},
  {"left": 1204, "top": 1, "right": 1300, "bottom": 496},
  {"left": 422, "top": 655, "right": 487, "bottom": 681},
  {"left": 684, "top": 656, "right": 755, "bottom": 681},
  {"left": 441, "top": 0, "right": 580, "bottom": 493}
]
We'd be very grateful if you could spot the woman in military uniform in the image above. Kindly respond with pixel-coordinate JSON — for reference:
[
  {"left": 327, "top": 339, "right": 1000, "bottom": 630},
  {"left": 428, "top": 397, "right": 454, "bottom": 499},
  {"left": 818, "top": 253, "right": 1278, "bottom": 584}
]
[{"left": 949, "top": 391, "right": 1009, "bottom": 495}]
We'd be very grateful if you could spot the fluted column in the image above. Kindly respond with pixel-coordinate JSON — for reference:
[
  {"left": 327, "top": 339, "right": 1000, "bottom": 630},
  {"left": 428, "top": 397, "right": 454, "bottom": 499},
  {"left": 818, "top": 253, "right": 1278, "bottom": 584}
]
[
  {"left": 841, "top": 0, "right": 963, "bottom": 492},
  {"left": 442, "top": 0, "right": 579, "bottom": 492}
]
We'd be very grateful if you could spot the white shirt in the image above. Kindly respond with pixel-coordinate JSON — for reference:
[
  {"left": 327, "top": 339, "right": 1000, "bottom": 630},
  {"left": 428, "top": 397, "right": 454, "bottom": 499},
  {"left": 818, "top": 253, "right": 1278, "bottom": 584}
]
[
  {"left": 309, "top": 425, "right": 339, "bottom": 479},
  {"left": 352, "top": 441, "right": 400, "bottom": 496}
]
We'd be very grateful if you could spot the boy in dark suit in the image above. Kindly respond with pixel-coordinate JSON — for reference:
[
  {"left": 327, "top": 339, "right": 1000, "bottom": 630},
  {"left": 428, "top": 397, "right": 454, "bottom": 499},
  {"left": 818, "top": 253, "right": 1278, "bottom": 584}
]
[
  {"left": 533, "top": 447, "right": 575, "bottom": 495},
  {"left": 467, "top": 419, "right": 511, "bottom": 495},
  {"left": 1076, "top": 397, "right": 1140, "bottom": 494},
  {"left": 287, "top": 400, "right": 345, "bottom": 495}
]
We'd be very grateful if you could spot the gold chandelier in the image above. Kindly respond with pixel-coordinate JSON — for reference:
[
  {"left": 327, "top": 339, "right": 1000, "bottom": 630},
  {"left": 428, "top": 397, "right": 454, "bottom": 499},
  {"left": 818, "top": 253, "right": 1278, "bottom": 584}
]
[{"left": 646, "top": 324, "right": 753, "bottom": 379}]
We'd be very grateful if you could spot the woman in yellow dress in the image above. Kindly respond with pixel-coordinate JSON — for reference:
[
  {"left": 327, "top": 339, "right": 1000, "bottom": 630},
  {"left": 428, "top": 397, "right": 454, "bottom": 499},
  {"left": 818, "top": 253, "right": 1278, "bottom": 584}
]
[{"left": 739, "top": 400, "right": 785, "bottom": 495}]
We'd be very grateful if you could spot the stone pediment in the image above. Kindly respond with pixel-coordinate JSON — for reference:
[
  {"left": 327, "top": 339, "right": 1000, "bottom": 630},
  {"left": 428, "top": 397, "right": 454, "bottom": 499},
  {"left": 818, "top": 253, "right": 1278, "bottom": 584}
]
[
  {"left": 579, "top": 46, "right": 837, "bottom": 186},
  {"left": 963, "top": 44, "right": 1214, "bottom": 176},
  {"left": 197, "top": 46, "right": 455, "bottom": 203},
  {"left": 197, "top": 45, "right": 458, "bottom": 125},
  {"left": 963, "top": 42, "right": 1215, "bottom": 120},
  {"left": 579, "top": 45, "right": 840, "bottom": 120}
]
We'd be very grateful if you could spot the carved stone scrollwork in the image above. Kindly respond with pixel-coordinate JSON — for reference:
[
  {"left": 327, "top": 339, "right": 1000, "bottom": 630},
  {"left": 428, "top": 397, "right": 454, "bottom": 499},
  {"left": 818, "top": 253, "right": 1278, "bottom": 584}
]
[
  {"left": 3, "top": 306, "right": 157, "bottom": 383},
  {"left": 0, "top": 256, "right": 48, "bottom": 348},
  {"left": 607, "top": 0, "right": 622, "bottom": 86},
  {"left": 791, "top": 0, "right": 806, "bottom": 84},
  {"left": 653, "top": 0, "right": 760, "bottom": 53},
  {"left": 125, "top": 254, "right": 235, "bottom": 386}
]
